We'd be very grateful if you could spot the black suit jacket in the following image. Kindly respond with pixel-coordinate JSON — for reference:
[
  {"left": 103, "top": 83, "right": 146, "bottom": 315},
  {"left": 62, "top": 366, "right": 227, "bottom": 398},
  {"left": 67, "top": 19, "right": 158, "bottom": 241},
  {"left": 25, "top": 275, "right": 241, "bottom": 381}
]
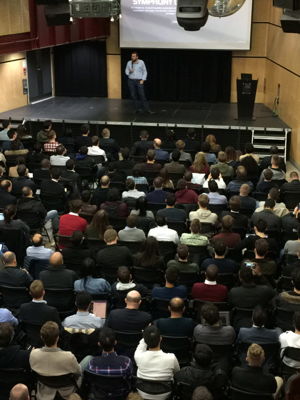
[
  {"left": 19, "top": 301, "right": 61, "bottom": 326},
  {"left": 91, "top": 187, "right": 110, "bottom": 208},
  {"left": 99, "top": 138, "right": 120, "bottom": 161},
  {"left": 131, "top": 140, "right": 153, "bottom": 156},
  {"left": 40, "top": 265, "right": 78, "bottom": 288},
  {"left": 221, "top": 210, "right": 249, "bottom": 231},
  {"left": 40, "top": 179, "right": 66, "bottom": 212},
  {"left": 96, "top": 244, "right": 132, "bottom": 270},
  {"left": 33, "top": 168, "right": 51, "bottom": 186},
  {"left": 12, "top": 177, "right": 36, "bottom": 197},
  {"left": 0, "top": 345, "right": 30, "bottom": 370},
  {"left": 0, "top": 188, "right": 17, "bottom": 210},
  {"left": 232, "top": 366, "right": 277, "bottom": 394},
  {"left": 0, "top": 266, "right": 32, "bottom": 288}
]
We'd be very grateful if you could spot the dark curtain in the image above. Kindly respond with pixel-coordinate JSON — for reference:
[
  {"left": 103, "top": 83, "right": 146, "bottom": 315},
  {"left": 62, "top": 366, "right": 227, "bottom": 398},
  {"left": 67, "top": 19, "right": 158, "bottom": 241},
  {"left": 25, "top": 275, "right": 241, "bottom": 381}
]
[
  {"left": 121, "top": 49, "right": 231, "bottom": 103},
  {"left": 54, "top": 41, "right": 107, "bottom": 97}
]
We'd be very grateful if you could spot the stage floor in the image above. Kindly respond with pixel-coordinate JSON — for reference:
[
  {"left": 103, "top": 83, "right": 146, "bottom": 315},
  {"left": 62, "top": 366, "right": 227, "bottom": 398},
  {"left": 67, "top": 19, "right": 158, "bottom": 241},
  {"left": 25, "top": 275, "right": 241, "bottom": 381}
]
[{"left": 0, "top": 97, "right": 290, "bottom": 130}]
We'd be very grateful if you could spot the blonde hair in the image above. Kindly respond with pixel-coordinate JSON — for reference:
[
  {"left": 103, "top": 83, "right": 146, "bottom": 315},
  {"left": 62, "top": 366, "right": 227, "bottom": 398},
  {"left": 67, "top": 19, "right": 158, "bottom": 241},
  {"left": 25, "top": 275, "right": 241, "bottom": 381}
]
[
  {"left": 192, "top": 152, "right": 208, "bottom": 173},
  {"left": 205, "top": 134, "right": 217, "bottom": 145},
  {"left": 247, "top": 343, "right": 265, "bottom": 366}
]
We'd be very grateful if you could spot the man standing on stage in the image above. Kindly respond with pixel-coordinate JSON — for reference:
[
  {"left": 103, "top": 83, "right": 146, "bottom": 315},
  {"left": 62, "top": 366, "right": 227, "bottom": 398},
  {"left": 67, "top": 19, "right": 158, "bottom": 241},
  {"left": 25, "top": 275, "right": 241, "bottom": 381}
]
[{"left": 125, "top": 51, "right": 153, "bottom": 114}]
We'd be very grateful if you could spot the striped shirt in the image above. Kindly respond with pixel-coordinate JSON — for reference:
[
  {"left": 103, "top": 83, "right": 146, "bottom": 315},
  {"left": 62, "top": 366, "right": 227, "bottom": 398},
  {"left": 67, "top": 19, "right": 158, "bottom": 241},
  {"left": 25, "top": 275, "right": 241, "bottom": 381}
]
[{"left": 87, "top": 352, "right": 133, "bottom": 376}]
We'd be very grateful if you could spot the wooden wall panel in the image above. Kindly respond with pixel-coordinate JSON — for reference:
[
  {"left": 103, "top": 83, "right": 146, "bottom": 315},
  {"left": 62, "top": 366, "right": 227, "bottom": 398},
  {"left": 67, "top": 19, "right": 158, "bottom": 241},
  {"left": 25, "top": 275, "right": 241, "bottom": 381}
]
[
  {"left": 107, "top": 55, "right": 122, "bottom": 99},
  {"left": 0, "top": 54, "right": 28, "bottom": 112},
  {"left": 232, "top": 23, "right": 268, "bottom": 58},
  {"left": 0, "top": 0, "right": 30, "bottom": 36}
]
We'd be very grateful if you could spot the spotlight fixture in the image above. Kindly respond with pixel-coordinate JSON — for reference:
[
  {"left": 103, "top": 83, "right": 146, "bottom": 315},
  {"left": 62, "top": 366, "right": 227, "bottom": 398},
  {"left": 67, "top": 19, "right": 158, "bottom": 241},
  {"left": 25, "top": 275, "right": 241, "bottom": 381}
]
[{"left": 177, "top": 0, "right": 246, "bottom": 31}]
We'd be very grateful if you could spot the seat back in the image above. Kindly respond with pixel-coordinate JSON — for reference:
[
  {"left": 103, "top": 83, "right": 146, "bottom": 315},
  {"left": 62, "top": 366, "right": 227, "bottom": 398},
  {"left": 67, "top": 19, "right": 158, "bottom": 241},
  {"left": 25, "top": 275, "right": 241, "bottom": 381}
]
[
  {"left": 157, "top": 241, "right": 176, "bottom": 263},
  {"left": 35, "top": 372, "right": 78, "bottom": 389},
  {"left": 63, "top": 329, "right": 99, "bottom": 362},
  {"left": 0, "top": 368, "right": 33, "bottom": 400},
  {"left": 151, "top": 297, "right": 171, "bottom": 319},
  {"left": 57, "top": 235, "right": 72, "bottom": 249},
  {"left": 231, "top": 307, "right": 254, "bottom": 330},
  {"left": 21, "top": 322, "right": 43, "bottom": 348},
  {"left": 26, "top": 257, "right": 49, "bottom": 279},
  {"left": 161, "top": 336, "right": 192, "bottom": 365},
  {"left": 0, "top": 227, "right": 27, "bottom": 265},
  {"left": 275, "top": 307, "right": 295, "bottom": 332},
  {"left": 0, "top": 285, "right": 31, "bottom": 310},
  {"left": 282, "top": 191, "right": 300, "bottom": 210},
  {"left": 178, "top": 272, "right": 199, "bottom": 288},
  {"left": 230, "top": 386, "right": 273, "bottom": 400},
  {"left": 133, "top": 266, "right": 164, "bottom": 287},
  {"left": 84, "top": 370, "right": 131, "bottom": 400},
  {"left": 114, "top": 330, "right": 143, "bottom": 358},
  {"left": 167, "top": 221, "right": 188, "bottom": 236},
  {"left": 286, "top": 373, "right": 300, "bottom": 400},
  {"left": 108, "top": 216, "right": 126, "bottom": 231},
  {"left": 44, "top": 288, "right": 75, "bottom": 312},
  {"left": 147, "top": 203, "right": 165, "bottom": 216},
  {"left": 187, "top": 245, "right": 209, "bottom": 264},
  {"left": 208, "top": 204, "right": 228, "bottom": 216},
  {"left": 136, "top": 378, "right": 173, "bottom": 396},
  {"left": 118, "top": 241, "right": 144, "bottom": 255}
]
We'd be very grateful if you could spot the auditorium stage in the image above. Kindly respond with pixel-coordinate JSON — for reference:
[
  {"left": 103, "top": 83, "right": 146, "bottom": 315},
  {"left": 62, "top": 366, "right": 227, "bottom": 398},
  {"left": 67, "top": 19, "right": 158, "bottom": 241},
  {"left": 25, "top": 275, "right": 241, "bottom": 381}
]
[{"left": 0, "top": 97, "right": 291, "bottom": 151}]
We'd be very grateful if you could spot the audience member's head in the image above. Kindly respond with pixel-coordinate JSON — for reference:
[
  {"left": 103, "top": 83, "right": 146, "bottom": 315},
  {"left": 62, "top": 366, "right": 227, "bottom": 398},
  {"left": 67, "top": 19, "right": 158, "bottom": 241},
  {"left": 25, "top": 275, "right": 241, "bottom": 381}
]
[
  {"left": 30, "top": 280, "right": 45, "bottom": 300},
  {"left": 76, "top": 291, "right": 92, "bottom": 311},
  {"left": 156, "top": 215, "right": 167, "bottom": 227},
  {"left": 100, "top": 175, "right": 110, "bottom": 188},
  {"left": 213, "top": 239, "right": 227, "bottom": 257},
  {"left": 263, "top": 168, "right": 273, "bottom": 181},
  {"left": 91, "top": 136, "right": 99, "bottom": 146},
  {"left": 153, "top": 176, "right": 163, "bottom": 189},
  {"left": 217, "top": 151, "right": 227, "bottom": 163},
  {"left": 220, "top": 215, "right": 233, "bottom": 232},
  {"left": 202, "top": 142, "right": 211, "bottom": 153},
  {"left": 98, "top": 327, "right": 116, "bottom": 352},
  {"left": 166, "top": 193, "right": 176, "bottom": 207},
  {"left": 290, "top": 171, "right": 299, "bottom": 181},
  {"left": 239, "top": 266, "right": 254, "bottom": 285},
  {"left": 190, "top": 218, "right": 201, "bottom": 234},
  {"left": 169, "top": 297, "right": 185, "bottom": 315},
  {"left": 252, "top": 307, "right": 267, "bottom": 328},
  {"left": 264, "top": 198, "right": 275, "bottom": 210},
  {"left": 0, "top": 180, "right": 12, "bottom": 193},
  {"left": 107, "top": 188, "right": 120, "bottom": 202},
  {"left": 140, "top": 130, "right": 149, "bottom": 140},
  {"left": 208, "top": 179, "right": 218, "bottom": 193},
  {"left": 70, "top": 230, "right": 84, "bottom": 247},
  {"left": 205, "top": 264, "right": 219, "bottom": 282},
  {"left": 9, "top": 384, "right": 29, "bottom": 400},
  {"left": 81, "top": 124, "right": 90, "bottom": 135},
  {"left": 201, "top": 303, "right": 220, "bottom": 326},
  {"left": 125, "top": 290, "right": 142, "bottom": 309},
  {"left": 50, "top": 167, "right": 61, "bottom": 180},
  {"left": 101, "top": 128, "right": 110, "bottom": 138},
  {"left": 271, "top": 154, "right": 281, "bottom": 168},
  {"left": 198, "top": 194, "right": 209, "bottom": 209},
  {"left": 40, "top": 321, "right": 59, "bottom": 347},
  {"left": 22, "top": 186, "right": 33, "bottom": 198},
  {"left": 146, "top": 149, "right": 155, "bottom": 162},
  {"left": 210, "top": 167, "right": 220, "bottom": 180},
  {"left": 176, "top": 139, "right": 186, "bottom": 151},
  {"left": 268, "top": 187, "right": 280, "bottom": 203},
  {"left": 246, "top": 343, "right": 265, "bottom": 367},
  {"left": 229, "top": 195, "right": 241, "bottom": 212},
  {"left": 2, "top": 252, "right": 17, "bottom": 267},
  {"left": 193, "top": 344, "right": 213, "bottom": 367},
  {"left": 117, "top": 266, "right": 132, "bottom": 284},
  {"left": 66, "top": 159, "right": 75, "bottom": 171},
  {"left": 177, "top": 244, "right": 189, "bottom": 261},
  {"left": 165, "top": 266, "right": 179, "bottom": 286},
  {"left": 176, "top": 179, "right": 187, "bottom": 191},
  {"left": 240, "top": 183, "right": 250, "bottom": 196},
  {"left": 0, "top": 322, "right": 14, "bottom": 347},
  {"left": 69, "top": 199, "right": 82, "bottom": 214},
  {"left": 3, "top": 204, "right": 17, "bottom": 223},
  {"left": 143, "top": 325, "right": 161, "bottom": 349},
  {"left": 254, "top": 238, "right": 269, "bottom": 258},
  {"left": 192, "top": 386, "right": 213, "bottom": 400},
  {"left": 32, "top": 233, "right": 43, "bottom": 247},
  {"left": 171, "top": 149, "right": 181, "bottom": 162},
  {"left": 125, "top": 178, "right": 135, "bottom": 191},
  {"left": 236, "top": 165, "right": 247, "bottom": 180},
  {"left": 184, "top": 170, "right": 193, "bottom": 182},
  {"left": 49, "top": 252, "right": 64, "bottom": 267},
  {"left": 126, "top": 214, "right": 137, "bottom": 229},
  {"left": 104, "top": 229, "right": 118, "bottom": 245},
  {"left": 153, "top": 138, "right": 162, "bottom": 149},
  {"left": 254, "top": 219, "right": 267, "bottom": 234}
]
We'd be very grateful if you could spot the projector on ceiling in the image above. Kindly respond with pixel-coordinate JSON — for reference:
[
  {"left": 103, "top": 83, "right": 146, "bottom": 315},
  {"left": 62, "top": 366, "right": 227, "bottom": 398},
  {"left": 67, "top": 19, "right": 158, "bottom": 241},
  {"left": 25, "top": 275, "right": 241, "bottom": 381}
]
[{"left": 69, "top": 0, "right": 120, "bottom": 18}]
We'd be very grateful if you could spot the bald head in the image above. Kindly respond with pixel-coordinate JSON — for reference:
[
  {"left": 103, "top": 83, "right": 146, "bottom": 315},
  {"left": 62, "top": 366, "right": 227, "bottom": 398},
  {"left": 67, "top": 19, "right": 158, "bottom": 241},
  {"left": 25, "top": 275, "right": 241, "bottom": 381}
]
[
  {"left": 9, "top": 384, "right": 29, "bottom": 400},
  {"left": 169, "top": 297, "right": 185, "bottom": 314},
  {"left": 125, "top": 290, "right": 141, "bottom": 309},
  {"left": 32, "top": 233, "right": 43, "bottom": 247},
  {"left": 49, "top": 252, "right": 63, "bottom": 266},
  {"left": 154, "top": 138, "right": 162, "bottom": 149},
  {"left": 2, "top": 251, "right": 17, "bottom": 266},
  {"left": 240, "top": 183, "right": 250, "bottom": 196}
]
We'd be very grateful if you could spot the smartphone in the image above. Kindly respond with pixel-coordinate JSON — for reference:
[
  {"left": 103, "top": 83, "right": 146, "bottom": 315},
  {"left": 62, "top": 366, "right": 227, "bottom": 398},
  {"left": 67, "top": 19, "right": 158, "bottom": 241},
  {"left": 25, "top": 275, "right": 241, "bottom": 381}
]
[{"left": 244, "top": 261, "right": 255, "bottom": 268}]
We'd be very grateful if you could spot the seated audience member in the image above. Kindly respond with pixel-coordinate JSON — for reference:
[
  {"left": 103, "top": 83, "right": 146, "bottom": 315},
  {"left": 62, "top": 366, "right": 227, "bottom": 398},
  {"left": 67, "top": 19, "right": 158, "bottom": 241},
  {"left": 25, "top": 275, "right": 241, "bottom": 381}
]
[
  {"left": 100, "top": 188, "right": 129, "bottom": 218},
  {"left": 203, "top": 167, "right": 226, "bottom": 190},
  {"left": 157, "top": 193, "right": 186, "bottom": 223},
  {"left": 256, "top": 187, "right": 289, "bottom": 217},
  {"left": 0, "top": 204, "right": 30, "bottom": 242},
  {"left": 12, "top": 165, "right": 36, "bottom": 197},
  {"left": 281, "top": 171, "right": 300, "bottom": 196},
  {"left": 40, "top": 252, "right": 77, "bottom": 289},
  {"left": 0, "top": 180, "right": 17, "bottom": 209},
  {"left": 111, "top": 266, "right": 148, "bottom": 301},
  {"left": 99, "top": 128, "right": 120, "bottom": 161},
  {"left": 133, "top": 236, "right": 165, "bottom": 271},
  {"left": 202, "top": 142, "right": 217, "bottom": 164},
  {"left": 30, "top": 322, "right": 81, "bottom": 399},
  {"left": 221, "top": 195, "right": 248, "bottom": 231},
  {"left": 167, "top": 244, "right": 199, "bottom": 273},
  {"left": 184, "top": 170, "right": 202, "bottom": 192},
  {"left": 212, "top": 151, "right": 234, "bottom": 178},
  {"left": 240, "top": 155, "right": 260, "bottom": 183},
  {"left": 275, "top": 269, "right": 300, "bottom": 315},
  {"left": 259, "top": 154, "right": 286, "bottom": 182},
  {"left": 75, "top": 146, "right": 96, "bottom": 172},
  {"left": 148, "top": 215, "right": 179, "bottom": 244},
  {"left": 165, "top": 149, "right": 186, "bottom": 175},
  {"left": 184, "top": 128, "right": 201, "bottom": 152},
  {"left": 118, "top": 215, "right": 146, "bottom": 242},
  {"left": 280, "top": 311, "right": 300, "bottom": 369},
  {"left": 180, "top": 219, "right": 209, "bottom": 247},
  {"left": 206, "top": 134, "right": 221, "bottom": 153},
  {"left": 136, "top": 149, "right": 162, "bottom": 173},
  {"left": 58, "top": 200, "right": 88, "bottom": 237},
  {"left": 134, "top": 325, "right": 180, "bottom": 399},
  {"left": 152, "top": 266, "right": 187, "bottom": 300},
  {"left": 284, "top": 226, "right": 300, "bottom": 256},
  {"left": 153, "top": 138, "right": 169, "bottom": 161},
  {"left": 193, "top": 303, "right": 235, "bottom": 345},
  {"left": 40, "top": 167, "right": 66, "bottom": 212},
  {"left": 33, "top": 159, "right": 51, "bottom": 186},
  {"left": 227, "top": 165, "right": 253, "bottom": 193},
  {"left": 80, "top": 190, "right": 97, "bottom": 216},
  {"left": 87, "top": 135, "right": 107, "bottom": 160},
  {"left": 122, "top": 178, "right": 145, "bottom": 200},
  {"left": 146, "top": 177, "right": 169, "bottom": 204},
  {"left": 175, "top": 344, "right": 223, "bottom": 400},
  {"left": 9, "top": 384, "right": 30, "bottom": 400},
  {"left": 106, "top": 290, "right": 152, "bottom": 332},
  {"left": 43, "top": 131, "right": 60, "bottom": 153},
  {"left": 231, "top": 344, "right": 282, "bottom": 396},
  {"left": 190, "top": 151, "right": 209, "bottom": 175},
  {"left": 239, "top": 143, "right": 259, "bottom": 164},
  {"left": 83, "top": 327, "right": 133, "bottom": 381},
  {"left": 50, "top": 145, "right": 70, "bottom": 167},
  {"left": 189, "top": 194, "right": 218, "bottom": 225},
  {"left": 63, "top": 291, "right": 103, "bottom": 329},
  {"left": 0, "top": 307, "right": 18, "bottom": 326},
  {"left": 0, "top": 119, "right": 11, "bottom": 140},
  {"left": 130, "top": 198, "right": 156, "bottom": 234},
  {"left": 75, "top": 124, "right": 92, "bottom": 150},
  {"left": 228, "top": 266, "right": 275, "bottom": 309},
  {"left": 237, "top": 307, "right": 281, "bottom": 344},
  {"left": 212, "top": 215, "right": 241, "bottom": 248},
  {"left": 74, "top": 257, "right": 111, "bottom": 294},
  {"left": 60, "top": 159, "right": 81, "bottom": 188},
  {"left": 253, "top": 238, "right": 277, "bottom": 277},
  {"left": 155, "top": 297, "right": 195, "bottom": 337},
  {"left": 0, "top": 323, "right": 30, "bottom": 370},
  {"left": 26, "top": 233, "right": 53, "bottom": 260},
  {"left": 191, "top": 264, "right": 228, "bottom": 302},
  {"left": 159, "top": 168, "right": 175, "bottom": 189},
  {"left": 207, "top": 180, "right": 227, "bottom": 205},
  {"left": 251, "top": 198, "right": 281, "bottom": 231},
  {"left": 131, "top": 129, "right": 153, "bottom": 156},
  {"left": 0, "top": 251, "right": 32, "bottom": 288},
  {"left": 3, "top": 128, "right": 25, "bottom": 151},
  {"left": 260, "top": 145, "right": 286, "bottom": 171},
  {"left": 127, "top": 167, "right": 148, "bottom": 186},
  {"left": 256, "top": 168, "right": 276, "bottom": 193},
  {"left": 96, "top": 229, "right": 132, "bottom": 271},
  {"left": 239, "top": 183, "right": 256, "bottom": 212},
  {"left": 19, "top": 280, "right": 60, "bottom": 327},
  {"left": 174, "top": 139, "right": 192, "bottom": 162},
  {"left": 201, "top": 240, "right": 237, "bottom": 274},
  {"left": 225, "top": 146, "right": 239, "bottom": 168},
  {"left": 16, "top": 186, "right": 47, "bottom": 229},
  {"left": 191, "top": 387, "right": 213, "bottom": 400},
  {"left": 85, "top": 209, "right": 111, "bottom": 240},
  {"left": 90, "top": 175, "right": 110, "bottom": 208},
  {"left": 175, "top": 179, "right": 198, "bottom": 204},
  {"left": 61, "top": 231, "right": 91, "bottom": 273}
]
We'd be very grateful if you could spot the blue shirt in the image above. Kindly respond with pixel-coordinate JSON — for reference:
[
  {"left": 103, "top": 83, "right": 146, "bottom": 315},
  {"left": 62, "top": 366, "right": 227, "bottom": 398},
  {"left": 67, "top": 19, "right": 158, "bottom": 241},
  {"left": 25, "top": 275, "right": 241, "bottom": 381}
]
[
  {"left": 204, "top": 153, "right": 217, "bottom": 164},
  {"left": 62, "top": 311, "right": 103, "bottom": 329},
  {"left": 0, "top": 308, "right": 18, "bottom": 326},
  {"left": 74, "top": 276, "right": 111, "bottom": 295},
  {"left": 125, "top": 59, "right": 147, "bottom": 80},
  {"left": 0, "top": 129, "right": 9, "bottom": 141}
]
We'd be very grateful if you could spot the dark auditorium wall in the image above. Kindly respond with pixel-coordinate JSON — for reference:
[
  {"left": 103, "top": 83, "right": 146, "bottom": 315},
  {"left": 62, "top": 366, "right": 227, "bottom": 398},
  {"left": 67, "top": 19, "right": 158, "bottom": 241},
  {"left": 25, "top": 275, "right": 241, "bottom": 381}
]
[{"left": 54, "top": 41, "right": 108, "bottom": 97}]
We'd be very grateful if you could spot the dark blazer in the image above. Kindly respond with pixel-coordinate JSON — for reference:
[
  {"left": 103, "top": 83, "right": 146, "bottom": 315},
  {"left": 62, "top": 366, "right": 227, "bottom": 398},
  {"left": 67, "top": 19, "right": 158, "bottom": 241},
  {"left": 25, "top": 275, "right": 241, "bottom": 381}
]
[
  {"left": 91, "top": 188, "right": 110, "bottom": 208},
  {"left": 99, "top": 138, "right": 120, "bottom": 161},
  {"left": 131, "top": 140, "right": 153, "bottom": 156},
  {"left": 0, "top": 188, "right": 17, "bottom": 209},
  {"left": 12, "top": 177, "right": 36, "bottom": 197},
  {"left": 0, "top": 345, "right": 30, "bottom": 370},
  {"left": 251, "top": 209, "right": 281, "bottom": 231},
  {"left": 237, "top": 326, "right": 280, "bottom": 344},
  {"left": 229, "top": 283, "right": 275, "bottom": 309},
  {"left": 221, "top": 210, "right": 249, "bottom": 231},
  {"left": 40, "top": 179, "right": 66, "bottom": 212},
  {"left": 62, "top": 246, "right": 92, "bottom": 274},
  {"left": 33, "top": 168, "right": 51, "bottom": 186},
  {"left": 232, "top": 366, "right": 277, "bottom": 394},
  {"left": 40, "top": 265, "right": 78, "bottom": 288},
  {"left": 96, "top": 244, "right": 132, "bottom": 271},
  {"left": 16, "top": 197, "right": 47, "bottom": 229},
  {"left": 19, "top": 301, "right": 61, "bottom": 326},
  {"left": 0, "top": 266, "right": 33, "bottom": 288}
]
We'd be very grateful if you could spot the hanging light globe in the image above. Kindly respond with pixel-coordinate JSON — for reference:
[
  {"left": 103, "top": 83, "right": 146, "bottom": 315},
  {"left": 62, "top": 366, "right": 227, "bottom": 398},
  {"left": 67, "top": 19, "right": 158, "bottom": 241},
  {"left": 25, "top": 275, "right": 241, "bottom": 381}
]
[{"left": 208, "top": 0, "right": 246, "bottom": 17}]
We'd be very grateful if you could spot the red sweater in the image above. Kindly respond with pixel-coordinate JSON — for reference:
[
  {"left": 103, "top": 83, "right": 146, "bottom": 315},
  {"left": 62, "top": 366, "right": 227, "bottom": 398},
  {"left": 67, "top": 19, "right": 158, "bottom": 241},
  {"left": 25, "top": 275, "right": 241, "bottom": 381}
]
[
  {"left": 58, "top": 213, "right": 88, "bottom": 236},
  {"left": 191, "top": 282, "right": 228, "bottom": 302},
  {"left": 175, "top": 189, "right": 198, "bottom": 204}
]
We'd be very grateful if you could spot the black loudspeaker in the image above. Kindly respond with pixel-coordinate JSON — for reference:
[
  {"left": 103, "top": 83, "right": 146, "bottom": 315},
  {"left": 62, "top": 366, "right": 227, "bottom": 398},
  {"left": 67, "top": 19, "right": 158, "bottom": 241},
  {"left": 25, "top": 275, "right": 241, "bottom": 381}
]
[
  {"left": 281, "top": 10, "right": 300, "bottom": 32},
  {"left": 36, "top": 0, "right": 68, "bottom": 4},
  {"left": 273, "top": 0, "right": 300, "bottom": 9},
  {"left": 44, "top": 4, "right": 71, "bottom": 26}
]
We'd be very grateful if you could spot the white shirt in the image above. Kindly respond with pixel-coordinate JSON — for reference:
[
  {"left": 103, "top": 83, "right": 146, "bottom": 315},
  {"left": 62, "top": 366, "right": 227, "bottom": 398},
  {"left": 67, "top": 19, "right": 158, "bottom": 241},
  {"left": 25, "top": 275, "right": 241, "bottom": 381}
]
[
  {"left": 26, "top": 245, "right": 54, "bottom": 259},
  {"left": 148, "top": 225, "right": 179, "bottom": 244},
  {"left": 203, "top": 177, "right": 226, "bottom": 189},
  {"left": 134, "top": 339, "right": 180, "bottom": 381},
  {"left": 87, "top": 146, "right": 107, "bottom": 161},
  {"left": 62, "top": 311, "right": 103, "bottom": 330},
  {"left": 279, "top": 331, "right": 300, "bottom": 367},
  {"left": 50, "top": 154, "right": 70, "bottom": 166},
  {"left": 122, "top": 189, "right": 145, "bottom": 199}
]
